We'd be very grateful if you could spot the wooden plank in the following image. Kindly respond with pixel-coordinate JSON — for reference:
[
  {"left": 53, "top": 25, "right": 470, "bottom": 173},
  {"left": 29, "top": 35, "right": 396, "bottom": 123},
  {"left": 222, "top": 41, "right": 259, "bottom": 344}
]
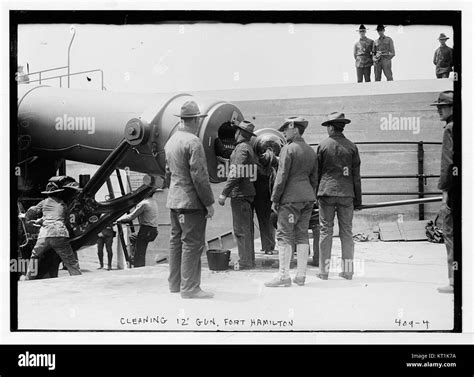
[
  {"left": 399, "top": 221, "right": 430, "bottom": 241},
  {"left": 221, "top": 231, "right": 236, "bottom": 250},
  {"left": 379, "top": 222, "right": 403, "bottom": 241},
  {"left": 207, "top": 237, "right": 221, "bottom": 250}
]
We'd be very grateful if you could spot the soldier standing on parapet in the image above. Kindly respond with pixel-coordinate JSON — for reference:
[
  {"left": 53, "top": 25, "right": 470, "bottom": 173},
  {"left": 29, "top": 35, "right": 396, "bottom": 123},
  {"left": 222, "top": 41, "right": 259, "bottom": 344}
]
[
  {"left": 430, "top": 91, "right": 455, "bottom": 294},
  {"left": 164, "top": 101, "right": 215, "bottom": 299},
  {"left": 373, "top": 24, "right": 395, "bottom": 81},
  {"left": 354, "top": 24, "right": 374, "bottom": 83},
  {"left": 433, "top": 33, "right": 454, "bottom": 79},
  {"left": 265, "top": 117, "right": 318, "bottom": 287}
]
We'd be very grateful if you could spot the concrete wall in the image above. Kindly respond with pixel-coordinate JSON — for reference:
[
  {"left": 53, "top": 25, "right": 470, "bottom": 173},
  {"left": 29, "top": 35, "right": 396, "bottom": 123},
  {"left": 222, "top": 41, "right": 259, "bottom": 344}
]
[{"left": 198, "top": 78, "right": 453, "bottom": 224}]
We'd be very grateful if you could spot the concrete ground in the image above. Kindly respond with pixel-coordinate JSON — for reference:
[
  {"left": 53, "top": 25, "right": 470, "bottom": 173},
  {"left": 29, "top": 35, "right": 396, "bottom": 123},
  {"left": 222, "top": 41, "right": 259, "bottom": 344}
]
[{"left": 17, "top": 237, "right": 454, "bottom": 332}]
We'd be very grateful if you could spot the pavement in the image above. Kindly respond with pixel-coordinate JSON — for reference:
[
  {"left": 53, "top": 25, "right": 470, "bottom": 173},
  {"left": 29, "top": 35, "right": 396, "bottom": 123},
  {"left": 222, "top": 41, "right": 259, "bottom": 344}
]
[{"left": 17, "top": 237, "right": 454, "bottom": 332}]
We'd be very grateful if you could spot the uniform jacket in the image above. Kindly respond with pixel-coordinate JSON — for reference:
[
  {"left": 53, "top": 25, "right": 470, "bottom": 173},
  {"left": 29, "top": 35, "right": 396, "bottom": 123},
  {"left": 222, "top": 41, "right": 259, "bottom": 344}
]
[
  {"left": 373, "top": 35, "right": 395, "bottom": 62},
  {"left": 164, "top": 129, "right": 215, "bottom": 210},
  {"left": 354, "top": 37, "right": 374, "bottom": 67},
  {"left": 433, "top": 46, "right": 454, "bottom": 75},
  {"left": 120, "top": 197, "right": 159, "bottom": 227},
  {"left": 222, "top": 140, "right": 257, "bottom": 198},
  {"left": 438, "top": 116, "right": 454, "bottom": 205},
  {"left": 271, "top": 135, "right": 318, "bottom": 204},
  {"left": 27, "top": 197, "right": 70, "bottom": 239},
  {"left": 316, "top": 134, "right": 362, "bottom": 206},
  {"left": 99, "top": 225, "right": 115, "bottom": 238}
]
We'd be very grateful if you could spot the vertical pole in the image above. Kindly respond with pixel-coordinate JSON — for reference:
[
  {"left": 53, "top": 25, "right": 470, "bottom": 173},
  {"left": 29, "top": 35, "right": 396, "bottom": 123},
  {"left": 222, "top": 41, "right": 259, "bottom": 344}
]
[
  {"left": 417, "top": 141, "right": 425, "bottom": 220},
  {"left": 58, "top": 159, "right": 66, "bottom": 176},
  {"left": 105, "top": 177, "right": 129, "bottom": 270},
  {"left": 67, "top": 27, "right": 76, "bottom": 88}
]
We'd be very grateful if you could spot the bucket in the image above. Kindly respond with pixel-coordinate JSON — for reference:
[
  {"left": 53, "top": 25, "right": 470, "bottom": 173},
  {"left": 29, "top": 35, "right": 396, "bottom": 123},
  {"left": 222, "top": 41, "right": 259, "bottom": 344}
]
[{"left": 206, "top": 249, "right": 231, "bottom": 271}]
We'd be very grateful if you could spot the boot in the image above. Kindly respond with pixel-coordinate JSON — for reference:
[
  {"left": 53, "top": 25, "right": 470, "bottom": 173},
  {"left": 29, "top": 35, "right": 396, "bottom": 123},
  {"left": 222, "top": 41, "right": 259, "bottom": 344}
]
[
  {"left": 265, "top": 244, "right": 292, "bottom": 287},
  {"left": 97, "top": 253, "right": 103, "bottom": 269},
  {"left": 107, "top": 254, "right": 112, "bottom": 271},
  {"left": 293, "top": 244, "right": 309, "bottom": 286}
]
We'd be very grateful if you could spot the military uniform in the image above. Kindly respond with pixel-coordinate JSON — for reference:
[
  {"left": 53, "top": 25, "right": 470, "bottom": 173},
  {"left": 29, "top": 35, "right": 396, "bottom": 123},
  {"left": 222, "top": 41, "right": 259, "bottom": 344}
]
[
  {"left": 266, "top": 117, "right": 318, "bottom": 287},
  {"left": 253, "top": 151, "right": 278, "bottom": 254},
  {"left": 317, "top": 112, "right": 362, "bottom": 279},
  {"left": 119, "top": 196, "right": 159, "bottom": 267},
  {"left": 354, "top": 25, "right": 374, "bottom": 83},
  {"left": 221, "top": 128, "right": 257, "bottom": 269},
  {"left": 164, "top": 101, "right": 215, "bottom": 298},
  {"left": 433, "top": 34, "right": 453, "bottom": 78},
  {"left": 373, "top": 25, "right": 395, "bottom": 81},
  {"left": 25, "top": 184, "right": 82, "bottom": 280},
  {"left": 430, "top": 91, "right": 455, "bottom": 292},
  {"left": 97, "top": 224, "right": 115, "bottom": 270}
]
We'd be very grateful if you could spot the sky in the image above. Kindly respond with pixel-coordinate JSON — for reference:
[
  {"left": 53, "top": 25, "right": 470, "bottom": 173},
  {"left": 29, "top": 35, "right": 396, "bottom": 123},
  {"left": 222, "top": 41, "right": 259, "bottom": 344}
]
[{"left": 18, "top": 23, "right": 454, "bottom": 93}]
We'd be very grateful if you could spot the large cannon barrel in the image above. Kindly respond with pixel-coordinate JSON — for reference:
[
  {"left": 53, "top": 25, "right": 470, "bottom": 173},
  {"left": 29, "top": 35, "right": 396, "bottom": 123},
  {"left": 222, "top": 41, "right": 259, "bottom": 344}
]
[{"left": 17, "top": 85, "right": 244, "bottom": 183}]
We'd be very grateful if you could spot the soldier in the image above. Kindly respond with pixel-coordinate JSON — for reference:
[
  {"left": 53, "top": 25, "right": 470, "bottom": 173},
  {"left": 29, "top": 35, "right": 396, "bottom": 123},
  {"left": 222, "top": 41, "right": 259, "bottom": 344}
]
[
  {"left": 354, "top": 24, "right": 374, "bottom": 83},
  {"left": 253, "top": 147, "right": 278, "bottom": 255},
  {"left": 317, "top": 112, "right": 362, "bottom": 280},
  {"left": 96, "top": 224, "right": 115, "bottom": 270},
  {"left": 373, "top": 24, "right": 395, "bottom": 81},
  {"left": 433, "top": 33, "right": 454, "bottom": 79},
  {"left": 117, "top": 189, "right": 159, "bottom": 268},
  {"left": 430, "top": 91, "right": 454, "bottom": 294},
  {"left": 218, "top": 120, "right": 258, "bottom": 270},
  {"left": 265, "top": 117, "right": 318, "bottom": 287},
  {"left": 164, "top": 101, "right": 215, "bottom": 299},
  {"left": 22, "top": 181, "right": 82, "bottom": 280}
]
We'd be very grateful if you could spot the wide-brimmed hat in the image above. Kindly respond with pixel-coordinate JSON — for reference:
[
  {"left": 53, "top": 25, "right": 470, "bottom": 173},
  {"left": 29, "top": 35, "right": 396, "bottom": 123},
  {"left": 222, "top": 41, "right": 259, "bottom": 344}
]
[
  {"left": 438, "top": 33, "right": 450, "bottom": 40},
  {"left": 278, "top": 116, "right": 309, "bottom": 132},
  {"left": 430, "top": 91, "right": 454, "bottom": 106},
  {"left": 321, "top": 112, "right": 351, "bottom": 127},
  {"left": 234, "top": 120, "right": 257, "bottom": 137},
  {"left": 357, "top": 24, "right": 368, "bottom": 31},
  {"left": 41, "top": 181, "right": 64, "bottom": 195},
  {"left": 62, "top": 181, "right": 81, "bottom": 191},
  {"left": 174, "top": 100, "right": 208, "bottom": 118},
  {"left": 376, "top": 24, "right": 386, "bottom": 31}
]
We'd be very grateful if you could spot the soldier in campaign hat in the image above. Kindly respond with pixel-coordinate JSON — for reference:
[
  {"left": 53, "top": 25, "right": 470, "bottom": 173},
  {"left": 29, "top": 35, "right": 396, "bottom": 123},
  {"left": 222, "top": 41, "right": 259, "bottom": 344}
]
[
  {"left": 317, "top": 112, "right": 362, "bottom": 280},
  {"left": 354, "top": 24, "right": 374, "bottom": 83},
  {"left": 265, "top": 116, "right": 318, "bottom": 287},
  {"left": 433, "top": 33, "right": 454, "bottom": 79},
  {"left": 430, "top": 91, "right": 455, "bottom": 293},
  {"left": 163, "top": 100, "right": 215, "bottom": 299},
  {"left": 218, "top": 120, "right": 258, "bottom": 270},
  {"left": 21, "top": 179, "right": 82, "bottom": 280},
  {"left": 373, "top": 24, "right": 396, "bottom": 81}
]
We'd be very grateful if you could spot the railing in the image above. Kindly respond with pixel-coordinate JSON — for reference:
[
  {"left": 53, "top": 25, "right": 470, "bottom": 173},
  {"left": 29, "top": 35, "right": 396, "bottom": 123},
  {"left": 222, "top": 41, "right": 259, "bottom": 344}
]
[
  {"left": 26, "top": 67, "right": 105, "bottom": 90},
  {"left": 309, "top": 141, "right": 443, "bottom": 220}
]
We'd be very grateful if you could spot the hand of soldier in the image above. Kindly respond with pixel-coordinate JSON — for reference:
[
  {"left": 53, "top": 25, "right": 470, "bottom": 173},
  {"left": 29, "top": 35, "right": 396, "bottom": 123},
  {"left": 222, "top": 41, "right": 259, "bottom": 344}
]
[
  {"left": 206, "top": 205, "right": 215, "bottom": 219},
  {"left": 218, "top": 195, "right": 226, "bottom": 206},
  {"left": 271, "top": 202, "right": 279, "bottom": 213},
  {"left": 442, "top": 191, "right": 448, "bottom": 204}
]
